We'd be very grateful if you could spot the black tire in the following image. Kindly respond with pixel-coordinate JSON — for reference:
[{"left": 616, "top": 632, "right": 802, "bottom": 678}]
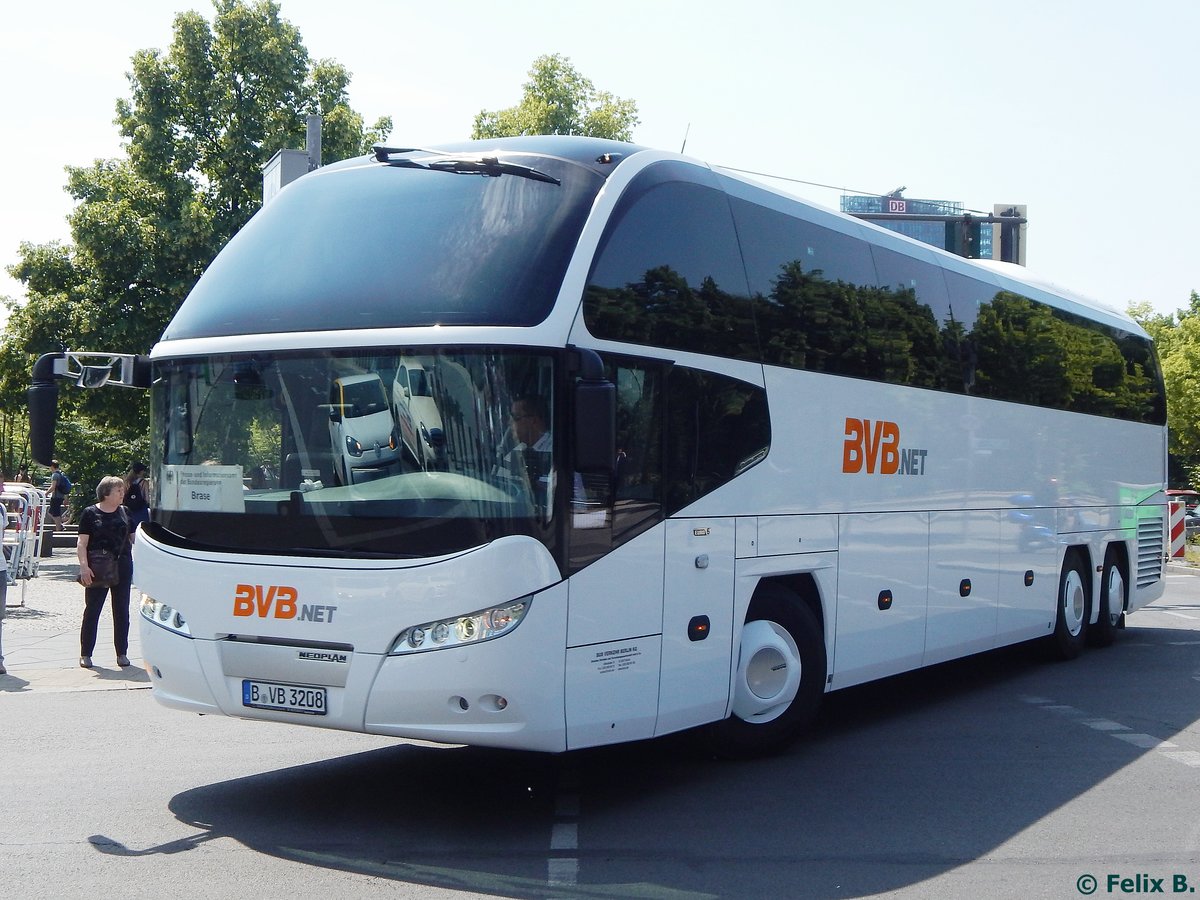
[
  {"left": 1088, "top": 547, "right": 1126, "bottom": 648},
  {"left": 1047, "top": 552, "right": 1090, "bottom": 660},
  {"left": 705, "top": 584, "right": 827, "bottom": 758}
]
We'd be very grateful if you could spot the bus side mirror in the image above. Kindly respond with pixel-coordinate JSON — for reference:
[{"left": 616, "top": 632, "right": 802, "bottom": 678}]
[
  {"left": 28, "top": 353, "right": 64, "bottom": 466},
  {"left": 572, "top": 348, "right": 615, "bottom": 475}
]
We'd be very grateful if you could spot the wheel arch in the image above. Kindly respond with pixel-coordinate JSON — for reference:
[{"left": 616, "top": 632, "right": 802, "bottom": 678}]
[
  {"left": 750, "top": 572, "right": 825, "bottom": 636},
  {"left": 1061, "top": 542, "right": 1095, "bottom": 598}
]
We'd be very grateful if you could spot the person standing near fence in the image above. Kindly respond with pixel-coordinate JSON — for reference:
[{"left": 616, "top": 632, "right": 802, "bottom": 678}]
[
  {"left": 122, "top": 462, "right": 151, "bottom": 537},
  {"left": 77, "top": 476, "right": 133, "bottom": 669},
  {"left": 48, "top": 460, "right": 71, "bottom": 531}
]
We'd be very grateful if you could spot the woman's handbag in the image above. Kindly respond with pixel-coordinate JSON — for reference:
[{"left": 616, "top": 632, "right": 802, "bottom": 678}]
[{"left": 82, "top": 549, "right": 119, "bottom": 589}]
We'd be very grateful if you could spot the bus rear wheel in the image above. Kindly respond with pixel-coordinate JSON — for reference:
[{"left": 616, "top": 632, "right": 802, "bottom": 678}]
[
  {"left": 705, "top": 585, "right": 826, "bottom": 758},
  {"left": 1048, "top": 552, "right": 1090, "bottom": 660},
  {"left": 1088, "top": 548, "right": 1125, "bottom": 648}
]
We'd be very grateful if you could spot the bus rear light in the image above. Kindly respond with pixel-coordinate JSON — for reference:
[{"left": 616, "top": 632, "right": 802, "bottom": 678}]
[{"left": 390, "top": 600, "right": 529, "bottom": 655}]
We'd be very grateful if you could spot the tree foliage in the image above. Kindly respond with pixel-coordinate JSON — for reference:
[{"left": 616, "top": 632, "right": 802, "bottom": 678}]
[
  {"left": 473, "top": 54, "right": 639, "bottom": 141},
  {"left": 1131, "top": 293, "right": 1200, "bottom": 486},
  {"left": 0, "top": 0, "right": 390, "bottom": 503}
]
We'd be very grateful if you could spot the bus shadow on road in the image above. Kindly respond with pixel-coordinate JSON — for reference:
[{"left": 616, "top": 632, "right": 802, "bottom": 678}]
[{"left": 152, "top": 626, "right": 1200, "bottom": 900}]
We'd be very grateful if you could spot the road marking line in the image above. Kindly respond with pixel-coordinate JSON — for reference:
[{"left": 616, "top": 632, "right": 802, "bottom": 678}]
[
  {"left": 1111, "top": 733, "right": 1178, "bottom": 750},
  {"left": 1162, "top": 750, "right": 1200, "bottom": 767},
  {"left": 547, "top": 857, "right": 579, "bottom": 886},
  {"left": 549, "top": 768, "right": 580, "bottom": 887},
  {"left": 1082, "top": 719, "right": 1129, "bottom": 732},
  {"left": 550, "top": 823, "right": 578, "bottom": 851},
  {"left": 1160, "top": 611, "right": 1198, "bottom": 620},
  {"left": 1027, "top": 696, "right": 1197, "bottom": 770},
  {"left": 1043, "top": 704, "right": 1086, "bottom": 717}
]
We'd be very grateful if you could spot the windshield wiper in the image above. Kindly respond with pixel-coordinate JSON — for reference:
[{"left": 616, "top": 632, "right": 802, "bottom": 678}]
[
  {"left": 427, "top": 157, "right": 560, "bottom": 185},
  {"left": 371, "top": 146, "right": 560, "bottom": 185}
]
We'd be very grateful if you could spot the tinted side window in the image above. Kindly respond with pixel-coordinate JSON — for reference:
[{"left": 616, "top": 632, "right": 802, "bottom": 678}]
[
  {"left": 569, "top": 357, "right": 667, "bottom": 573},
  {"left": 972, "top": 292, "right": 1166, "bottom": 423},
  {"left": 665, "top": 368, "right": 769, "bottom": 514},
  {"left": 584, "top": 165, "right": 756, "bottom": 361},
  {"left": 862, "top": 246, "right": 945, "bottom": 389},
  {"left": 729, "top": 197, "right": 880, "bottom": 377}
]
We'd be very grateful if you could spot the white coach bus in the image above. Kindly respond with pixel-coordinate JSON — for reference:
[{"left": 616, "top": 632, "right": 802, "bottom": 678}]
[{"left": 29, "top": 136, "right": 1168, "bottom": 756}]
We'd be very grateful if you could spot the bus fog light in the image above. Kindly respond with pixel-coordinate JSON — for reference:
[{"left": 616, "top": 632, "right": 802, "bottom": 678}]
[{"left": 390, "top": 600, "right": 530, "bottom": 655}]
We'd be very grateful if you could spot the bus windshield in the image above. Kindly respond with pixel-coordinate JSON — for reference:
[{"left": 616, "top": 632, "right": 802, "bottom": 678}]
[
  {"left": 161, "top": 152, "right": 605, "bottom": 340},
  {"left": 149, "top": 349, "right": 558, "bottom": 559}
]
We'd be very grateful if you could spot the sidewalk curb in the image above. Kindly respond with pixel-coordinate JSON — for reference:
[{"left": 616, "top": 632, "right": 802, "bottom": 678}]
[
  {"left": 0, "top": 667, "right": 153, "bottom": 695},
  {"left": 0, "top": 547, "right": 148, "bottom": 696},
  {"left": 1167, "top": 562, "right": 1200, "bottom": 576}
]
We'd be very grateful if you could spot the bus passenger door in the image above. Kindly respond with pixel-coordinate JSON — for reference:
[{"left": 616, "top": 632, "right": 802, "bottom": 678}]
[
  {"left": 564, "top": 527, "right": 665, "bottom": 750},
  {"left": 656, "top": 517, "right": 735, "bottom": 736}
]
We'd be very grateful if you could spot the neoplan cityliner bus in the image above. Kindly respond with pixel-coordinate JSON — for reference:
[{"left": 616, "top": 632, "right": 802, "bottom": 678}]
[{"left": 29, "top": 136, "right": 1168, "bottom": 757}]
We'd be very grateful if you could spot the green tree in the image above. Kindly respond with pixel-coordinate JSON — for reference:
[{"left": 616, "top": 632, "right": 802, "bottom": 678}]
[
  {"left": 1131, "top": 293, "right": 1200, "bottom": 485},
  {"left": 473, "top": 54, "right": 639, "bottom": 141},
  {"left": 0, "top": 0, "right": 390, "bottom": 502}
]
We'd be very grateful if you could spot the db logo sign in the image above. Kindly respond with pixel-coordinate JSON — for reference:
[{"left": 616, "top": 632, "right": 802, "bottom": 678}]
[{"left": 842, "top": 418, "right": 928, "bottom": 476}]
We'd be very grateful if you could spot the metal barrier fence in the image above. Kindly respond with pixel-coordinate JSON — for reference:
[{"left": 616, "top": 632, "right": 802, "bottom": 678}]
[{"left": 2, "top": 482, "right": 51, "bottom": 606}]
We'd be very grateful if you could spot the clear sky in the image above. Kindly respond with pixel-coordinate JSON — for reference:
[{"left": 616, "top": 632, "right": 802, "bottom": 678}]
[{"left": 2, "top": 0, "right": 1197, "bottom": 330}]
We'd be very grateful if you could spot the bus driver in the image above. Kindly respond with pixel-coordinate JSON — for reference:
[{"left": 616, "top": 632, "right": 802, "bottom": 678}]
[{"left": 503, "top": 395, "right": 553, "bottom": 513}]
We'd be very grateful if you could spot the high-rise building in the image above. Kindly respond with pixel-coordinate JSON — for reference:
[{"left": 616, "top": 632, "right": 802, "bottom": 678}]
[{"left": 840, "top": 194, "right": 994, "bottom": 259}]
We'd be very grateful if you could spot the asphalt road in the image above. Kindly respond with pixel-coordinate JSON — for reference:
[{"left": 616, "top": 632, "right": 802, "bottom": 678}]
[{"left": 3, "top": 569, "right": 1200, "bottom": 899}]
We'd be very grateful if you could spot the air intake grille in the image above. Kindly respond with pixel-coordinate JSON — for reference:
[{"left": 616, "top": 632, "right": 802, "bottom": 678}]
[{"left": 1137, "top": 516, "right": 1165, "bottom": 588}]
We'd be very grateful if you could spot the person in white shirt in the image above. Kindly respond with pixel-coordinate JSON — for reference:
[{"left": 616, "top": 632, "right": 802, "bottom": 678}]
[
  {"left": 504, "top": 395, "right": 554, "bottom": 514},
  {"left": 510, "top": 395, "right": 552, "bottom": 455}
]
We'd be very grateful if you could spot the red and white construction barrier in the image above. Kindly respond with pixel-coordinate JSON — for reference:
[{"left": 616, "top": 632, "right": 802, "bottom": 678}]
[{"left": 1169, "top": 500, "right": 1186, "bottom": 558}]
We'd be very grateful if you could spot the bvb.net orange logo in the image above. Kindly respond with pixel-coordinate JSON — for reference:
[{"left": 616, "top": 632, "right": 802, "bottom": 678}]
[
  {"left": 843, "top": 418, "right": 900, "bottom": 474},
  {"left": 842, "top": 418, "right": 928, "bottom": 476},
  {"left": 233, "top": 583, "right": 298, "bottom": 618}
]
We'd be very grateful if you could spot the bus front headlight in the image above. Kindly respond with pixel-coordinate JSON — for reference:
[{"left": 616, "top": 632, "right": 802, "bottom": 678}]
[
  {"left": 140, "top": 594, "right": 192, "bottom": 638},
  {"left": 390, "top": 600, "right": 529, "bottom": 655}
]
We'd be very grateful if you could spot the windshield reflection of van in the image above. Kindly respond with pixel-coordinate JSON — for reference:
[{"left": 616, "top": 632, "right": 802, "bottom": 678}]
[
  {"left": 329, "top": 374, "right": 399, "bottom": 485},
  {"left": 393, "top": 357, "right": 445, "bottom": 470}
]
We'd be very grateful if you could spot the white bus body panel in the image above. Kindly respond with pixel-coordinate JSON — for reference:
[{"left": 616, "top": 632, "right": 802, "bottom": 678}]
[
  {"left": 656, "top": 518, "right": 736, "bottom": 736},
  {"left": 924, "top": 510, "right": 1001, "bottom": 666},
  {"left": 833, "top": 512, "right": 928, "bottom": 688},
  {"left": 997, "top": 507, "right": 1059, "bottom": 643},
  {"left": 566, "top": 525, "right": 664, "bottom": 648},
  {"left": 136, "top": 530, "right": 569, "bottom": 750},
  {"left": 365, "top": 582, "right": 568, "bottom": 752},
  {"left": 658, "top": 363, "right": 1164, "bottom": 684}
]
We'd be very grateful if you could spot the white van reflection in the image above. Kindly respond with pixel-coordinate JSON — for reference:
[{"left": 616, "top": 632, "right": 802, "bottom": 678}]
[
  {"left": 392, "top": 357, "right": 445, "bottom": 469},
  {"left": 328, "top": 373, "right": 399, "bottom": 485}
]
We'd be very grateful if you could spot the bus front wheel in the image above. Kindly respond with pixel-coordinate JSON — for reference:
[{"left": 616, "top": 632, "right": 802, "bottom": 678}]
[
  {"left": 1048, "top": 552, "right": 1090, "bottom": 660},
  {"left": 705, "top": 585, "right": 826, "bottom": 757}
]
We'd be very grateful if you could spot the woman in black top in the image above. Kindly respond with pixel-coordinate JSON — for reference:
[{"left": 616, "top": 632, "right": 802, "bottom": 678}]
[{"left": 77, "top": 476, "right": 133, "bottom": 669}]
